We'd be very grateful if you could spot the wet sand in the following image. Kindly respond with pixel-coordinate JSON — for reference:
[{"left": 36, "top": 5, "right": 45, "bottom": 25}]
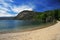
[{"left": 0, "top": 21, "right": 60, "bottom": 40}]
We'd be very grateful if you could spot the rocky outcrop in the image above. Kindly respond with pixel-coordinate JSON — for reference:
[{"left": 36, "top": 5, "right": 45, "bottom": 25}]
[{"left": 15, "top": 10, "right": 37, "bottom": 20}]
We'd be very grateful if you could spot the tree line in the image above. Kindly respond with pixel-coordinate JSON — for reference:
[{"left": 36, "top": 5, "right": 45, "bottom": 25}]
[{"left": 33, "top": 9, "right": 60, "bottom": 23}]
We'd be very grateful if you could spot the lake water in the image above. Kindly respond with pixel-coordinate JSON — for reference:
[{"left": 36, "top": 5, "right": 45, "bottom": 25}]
[
  {"left": 0, "top": 20, "right": 43, "bottom": 32},
  {"left": 0, "top": 20, "right": 55, "bottom": 32}
]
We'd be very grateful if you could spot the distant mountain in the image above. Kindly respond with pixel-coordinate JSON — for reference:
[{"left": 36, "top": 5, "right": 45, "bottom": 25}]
[{"left": 0, "top": 17, "right": 14, "bottom": 20}]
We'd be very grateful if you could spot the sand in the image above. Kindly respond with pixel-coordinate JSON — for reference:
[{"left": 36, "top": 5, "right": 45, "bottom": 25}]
[{"left": 0, "top": 21, "right": 60, "bottom": 40}]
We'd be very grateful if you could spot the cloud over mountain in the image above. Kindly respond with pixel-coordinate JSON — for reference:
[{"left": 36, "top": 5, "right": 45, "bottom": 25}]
[
  {"left": 0, "top": 0, "right": 34, "bottom": 17},
  {"left": 0, "top": 0, "right": 60, "bottom": 17}
]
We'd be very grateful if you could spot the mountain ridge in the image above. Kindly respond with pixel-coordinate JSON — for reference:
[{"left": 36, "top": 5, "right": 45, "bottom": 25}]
[{"left": 0, "top": 9, "right": 60, "bottom": 22}]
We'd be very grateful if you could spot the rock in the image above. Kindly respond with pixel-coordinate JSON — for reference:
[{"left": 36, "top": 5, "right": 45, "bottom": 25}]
[{"left": 15, "top": 10, "right": 37, "bottom": 20}]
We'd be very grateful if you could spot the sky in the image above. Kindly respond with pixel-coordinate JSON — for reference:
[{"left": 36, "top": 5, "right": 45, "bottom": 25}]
[{"left": 0, "top": 0, "right": 60, "bottom": 17}]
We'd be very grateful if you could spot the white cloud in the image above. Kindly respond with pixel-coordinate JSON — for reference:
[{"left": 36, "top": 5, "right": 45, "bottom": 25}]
[
  {"left": 0, "top": 0, "right": 13, "bottom": 7},
  {"left": 0, "top": 0, "right": 15, "bottom": 17},
  {"left": 0, "top": 6, "right": 10, "bottom": 11},
  {"left": 0, "top": 13, "right": 14, "bottom": 17},
  {"left": 0, "top": 0, "right": 34, "bottom": 17},
  {"left": 9, "top": 0, "right": 14, "bottom": 2},
  {"left": 0, "top": 10, "right": 14, "bottom": 17},
  {"left": 12, "top": 5, "right": 34, "bottom": 13},
  {"left": 0, "top": 1, "right": 15, "bottom": 17}
]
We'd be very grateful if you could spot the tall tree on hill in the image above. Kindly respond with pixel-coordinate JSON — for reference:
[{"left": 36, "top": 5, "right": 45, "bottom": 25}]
[{"left": 54, "top": 10, "right": 59, "bottom": 20}]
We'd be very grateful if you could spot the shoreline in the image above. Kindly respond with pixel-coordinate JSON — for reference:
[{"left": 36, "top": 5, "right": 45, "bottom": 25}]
[
  {"left": 0, "top": 21, "right": 57, "bottom": 34},
  {"left": 0, "top": 21, "right": 60, "bottom": 40}
]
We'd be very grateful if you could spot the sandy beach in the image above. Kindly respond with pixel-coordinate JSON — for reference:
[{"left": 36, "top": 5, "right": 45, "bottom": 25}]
[{"left": 0, "top": 21, "right": 60, "bottom": 40}]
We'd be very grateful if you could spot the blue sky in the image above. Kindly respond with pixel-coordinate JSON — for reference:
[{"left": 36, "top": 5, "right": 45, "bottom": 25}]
[{"left": 0, "top": 0, "right": 60, "bottom": 17}]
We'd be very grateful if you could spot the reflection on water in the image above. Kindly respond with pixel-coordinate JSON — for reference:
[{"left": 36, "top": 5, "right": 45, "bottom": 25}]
[{"left": 0, "top": 20, "right": 56, "bottom": 32}]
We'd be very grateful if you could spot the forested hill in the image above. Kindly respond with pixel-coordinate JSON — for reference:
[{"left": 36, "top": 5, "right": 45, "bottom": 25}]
[
  {"left": 0, "top": 9, "right": 60, "bottom": 22},
  {"left": 15, "top": 9, "right": 60, "bottom": 22}
]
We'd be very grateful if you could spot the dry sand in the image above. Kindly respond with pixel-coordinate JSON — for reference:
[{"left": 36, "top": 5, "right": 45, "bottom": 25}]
[{"left": 0, "top": 21, "right": 60, "bottom": 40}]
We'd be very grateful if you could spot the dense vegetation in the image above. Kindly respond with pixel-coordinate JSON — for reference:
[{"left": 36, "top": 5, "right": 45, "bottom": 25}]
[
  {"left": 15, "top": 9, "right": 60, "bottom": 23},
  {"left": 33, "top": 9, "right": 60, "bottom": 22}
]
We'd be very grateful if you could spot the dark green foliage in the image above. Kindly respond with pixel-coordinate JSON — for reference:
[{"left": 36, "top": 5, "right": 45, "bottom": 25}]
[
  {"left": 58, "top": 10, "right": 60, "bottom": 20},
  {"left": 15, "top": 9, "right": 60, "bottom": 22},
  {"left": 54, "top": 10, "right": 59, "bottom": 20},
  {"left": 33, "top": 9, "right": 60, "bottom": 22}
]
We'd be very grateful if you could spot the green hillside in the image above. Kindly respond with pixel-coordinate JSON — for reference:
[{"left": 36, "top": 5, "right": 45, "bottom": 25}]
[{"left": 15, "top": 9, "right": 60, "bottom": 23}]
